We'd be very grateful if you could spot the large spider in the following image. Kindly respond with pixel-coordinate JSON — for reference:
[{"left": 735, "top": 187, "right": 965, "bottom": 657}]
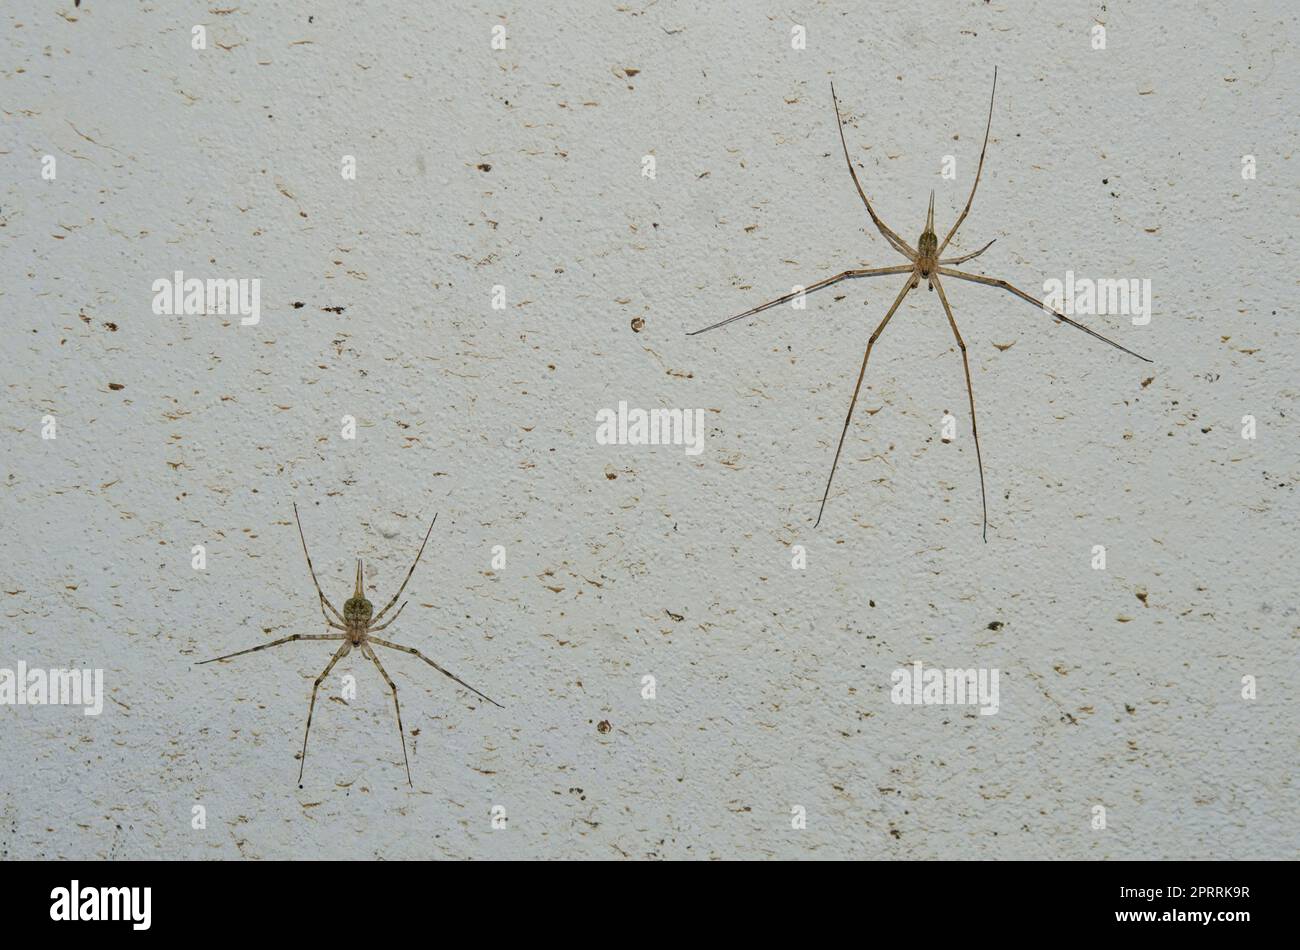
[{"left": 690, "top": 68, "right": 1150, "bottom": 539}]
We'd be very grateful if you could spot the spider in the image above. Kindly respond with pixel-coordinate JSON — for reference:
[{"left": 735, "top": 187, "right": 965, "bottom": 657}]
[
  {"left": 689, "top": 68, "right": 1151, "bottom": 539},
  {"left": 199, "top": 504, "right": 502, "bottom": 787}
]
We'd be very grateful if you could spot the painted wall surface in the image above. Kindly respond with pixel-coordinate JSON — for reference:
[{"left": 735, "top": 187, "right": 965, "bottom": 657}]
[{"left": 1, "top": 1, "right": 1296, "bottom": 859}]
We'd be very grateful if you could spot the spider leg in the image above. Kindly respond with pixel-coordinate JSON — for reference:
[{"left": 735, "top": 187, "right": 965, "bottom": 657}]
[
  {"left": 369, "top": 637, "right": 503, "bottom": 709},
  {"left": 936, "top": 267, "right": 1151, "bottom": 362},
  {"left": 936, "top": 67, "right": 998, "bottom": 258},
  {"left": 830, "top": 81, "right": 917, "bottom": 259},
  {"left": 939, "top": 238, "right": 996, "bottom": 266},
  {"left": 370, "top": 515, "right": 437, "bottom": 625},
  {"left": 294, "top": 503, "right": 346, "bottom": 625},
  {"left": 361, "top": 643, "right": 412, "bottom": 787},
  {"left": 932, "top": 275, "right": 989, "bottom": 542},
  {"left": 367, "top": 600, "right": 406, "bottom": 633},
  {"left": 297, "top": 641, "right": 352, "bottom": 787},
  {"left": 815, "top": 275, "right": 915, "bottom": 527},
  {"left": 197, "top": 633, "right": 345, "bottom": 664},
  {"left": 688, "top": 265, "right": 913, "bottom": 336}
]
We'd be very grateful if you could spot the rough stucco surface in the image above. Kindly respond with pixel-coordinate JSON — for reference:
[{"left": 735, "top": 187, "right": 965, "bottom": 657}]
[{"left": 2, "top": 1, "right": 1297, "bottom": 860}]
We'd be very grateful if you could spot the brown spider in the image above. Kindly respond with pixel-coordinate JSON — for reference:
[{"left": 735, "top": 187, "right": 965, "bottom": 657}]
[
  {"left": 690, "top": 68, "right": 1151, "bottom": 539},
  {"left": 199, "top": 504, "right": 502, "bottom": 787}
]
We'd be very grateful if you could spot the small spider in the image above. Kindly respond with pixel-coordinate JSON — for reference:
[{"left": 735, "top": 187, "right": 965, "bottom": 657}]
[
  {"left": 690, "top": 68, "right": 1150, "bottom": 539},
  {"left": 199, "top": 504, "right": 502, "bottom": 787}
]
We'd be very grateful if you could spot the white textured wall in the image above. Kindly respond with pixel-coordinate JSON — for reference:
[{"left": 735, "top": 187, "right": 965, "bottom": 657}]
[{"left": 2, "top": 0, "right": 1296, "bottom": 859}]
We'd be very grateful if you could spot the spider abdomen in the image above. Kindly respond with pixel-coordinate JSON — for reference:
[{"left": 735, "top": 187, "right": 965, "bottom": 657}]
[
  {"left": 343, "top": 596, "right": 373, "bottom": 626},
  {"left": 917, "top": 231, "right": 938, "bottom": 273}
]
